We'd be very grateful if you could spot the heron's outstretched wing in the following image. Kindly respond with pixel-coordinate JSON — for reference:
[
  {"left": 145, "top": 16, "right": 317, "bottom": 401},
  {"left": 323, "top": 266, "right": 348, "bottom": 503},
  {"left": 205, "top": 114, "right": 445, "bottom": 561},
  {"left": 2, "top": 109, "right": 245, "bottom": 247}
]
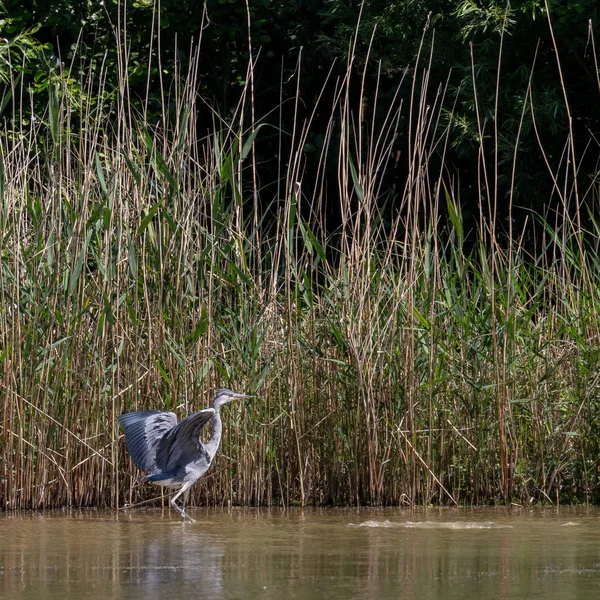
[
  {"left": 155, "top": 408, "right": 215, "bottom": 472},
  {"left": 118, "top": 410, "right": 178, "bottom": 473}
]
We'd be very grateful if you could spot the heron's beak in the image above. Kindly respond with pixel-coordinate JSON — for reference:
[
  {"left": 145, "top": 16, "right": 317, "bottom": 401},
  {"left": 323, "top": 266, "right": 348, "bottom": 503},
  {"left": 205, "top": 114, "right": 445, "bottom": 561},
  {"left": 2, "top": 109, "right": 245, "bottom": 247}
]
[{"left": 227, "top": 392, "right": 252, "bottom": 403}]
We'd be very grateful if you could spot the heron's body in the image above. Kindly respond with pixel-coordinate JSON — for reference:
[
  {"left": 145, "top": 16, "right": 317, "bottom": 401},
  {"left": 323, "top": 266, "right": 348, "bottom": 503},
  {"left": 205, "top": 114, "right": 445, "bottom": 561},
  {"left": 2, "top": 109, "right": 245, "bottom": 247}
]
[{"left": 119, "top": 389, "right": 249, "bottom": 522}]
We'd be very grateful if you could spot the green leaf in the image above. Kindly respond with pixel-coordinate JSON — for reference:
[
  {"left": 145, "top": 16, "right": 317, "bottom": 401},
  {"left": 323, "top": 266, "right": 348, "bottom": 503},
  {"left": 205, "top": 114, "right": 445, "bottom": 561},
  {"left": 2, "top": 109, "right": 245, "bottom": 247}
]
[
  {"left": 142, "top": 130, "right": 178, "bottom": 191},
  {"left": 68, "top": 229, "right": 93, "bottom": 296},
  {"left": 126, "top": 294, "right": 138, "bottom": 326},
  {"left": 445, "top": 187, "right": 463, "bottom": 241},
  {"left": 128, "top": 235, "right": 138, "bottom": 278},
  {"left": 103, "top": 292, "right": 115, "bottom": 326},
  {"left": 0, "top": 73, "right": 20, "bottom": 116},
  {"left": 241, "top": 123, "right": 268, "bottom": 161},
  {"left": 191, "top": 304, "right": 209, "bottom": 340},
  {"left": 95, "top": 153, "right": 107, "bottom": 195},
  {"left": 138, "top": 201, "right": 162, "bottom": 234},
  {"left": 348, "top": 156, "right": 365, "bottom": 206},
  {"left": 152, "top": 356, "right": 171, "bottom": 385},
  {"left": 48, "top": 81, "right": 59, "bottom": 146}
]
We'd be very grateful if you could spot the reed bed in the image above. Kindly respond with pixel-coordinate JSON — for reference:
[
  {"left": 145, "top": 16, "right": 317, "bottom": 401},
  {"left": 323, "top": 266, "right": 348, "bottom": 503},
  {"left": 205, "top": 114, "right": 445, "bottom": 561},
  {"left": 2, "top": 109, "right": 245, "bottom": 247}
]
[{"left": 1, "top": 23, "right": 600, "bottom": 510}]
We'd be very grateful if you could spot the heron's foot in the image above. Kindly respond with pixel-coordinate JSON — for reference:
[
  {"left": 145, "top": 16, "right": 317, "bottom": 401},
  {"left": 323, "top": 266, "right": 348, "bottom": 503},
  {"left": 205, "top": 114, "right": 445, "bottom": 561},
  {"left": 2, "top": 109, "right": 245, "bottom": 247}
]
[
  {"left": 180, "top": 511, "right": 195, "bottom": 524},
  {"left": 170, "top": 500, "right": 195, "bottom": 523}
]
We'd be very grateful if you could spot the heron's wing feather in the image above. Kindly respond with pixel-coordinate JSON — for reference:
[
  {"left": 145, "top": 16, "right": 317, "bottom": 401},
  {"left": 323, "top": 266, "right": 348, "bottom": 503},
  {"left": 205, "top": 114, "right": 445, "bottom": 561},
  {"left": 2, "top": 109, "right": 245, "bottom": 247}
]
[
  {"left": 118, "top": 410, "right": 178, "bottom": 472},
  {"left": 155, "top": 408, "right": 215, "bottom": 471}
]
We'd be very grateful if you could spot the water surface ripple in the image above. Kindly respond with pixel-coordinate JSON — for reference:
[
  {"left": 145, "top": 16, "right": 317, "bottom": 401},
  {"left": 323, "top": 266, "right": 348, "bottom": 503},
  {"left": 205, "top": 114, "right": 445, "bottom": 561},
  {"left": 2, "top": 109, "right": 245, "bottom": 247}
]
[{"left": 1, "top": 507, "right": 600, "bottom": 599}]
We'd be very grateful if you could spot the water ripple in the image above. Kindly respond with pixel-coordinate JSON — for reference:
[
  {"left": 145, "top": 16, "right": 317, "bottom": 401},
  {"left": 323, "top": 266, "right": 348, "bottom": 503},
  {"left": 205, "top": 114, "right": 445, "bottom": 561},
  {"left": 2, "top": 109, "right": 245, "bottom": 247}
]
[{"left": 349, "top": 520, "right": 513, "bottom": 529}]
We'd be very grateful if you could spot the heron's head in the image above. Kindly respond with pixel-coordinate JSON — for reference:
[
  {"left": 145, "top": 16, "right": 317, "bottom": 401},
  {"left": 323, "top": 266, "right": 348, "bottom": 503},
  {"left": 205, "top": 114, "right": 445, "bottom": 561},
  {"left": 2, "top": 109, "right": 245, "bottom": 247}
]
[{"left": 212, "top": 388, "right": 251, "bottom": 410}]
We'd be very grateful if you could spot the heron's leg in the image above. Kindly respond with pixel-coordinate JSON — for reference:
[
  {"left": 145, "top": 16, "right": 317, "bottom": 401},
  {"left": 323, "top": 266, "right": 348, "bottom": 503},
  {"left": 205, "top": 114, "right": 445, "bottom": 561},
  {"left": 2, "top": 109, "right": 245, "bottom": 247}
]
[
  {"left": 180, "top": 489, "right": 190, "bottom": 522},
  {"left": 170, "top": 482, "right": 195, "bottom": 523}
]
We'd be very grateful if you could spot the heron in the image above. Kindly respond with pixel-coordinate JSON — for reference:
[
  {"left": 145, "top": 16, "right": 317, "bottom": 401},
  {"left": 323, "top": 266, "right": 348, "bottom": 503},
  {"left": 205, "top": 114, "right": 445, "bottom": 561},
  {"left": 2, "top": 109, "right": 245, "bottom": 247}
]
[{"left": 118, "top": 388, "right": 250, "bottom": 522}]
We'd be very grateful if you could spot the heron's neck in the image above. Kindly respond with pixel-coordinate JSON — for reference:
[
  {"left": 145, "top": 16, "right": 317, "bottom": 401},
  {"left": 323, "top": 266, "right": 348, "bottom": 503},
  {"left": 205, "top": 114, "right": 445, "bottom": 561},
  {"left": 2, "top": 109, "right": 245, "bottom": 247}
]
[{"left": 204, "top": 410, "right": 223, "bottom": 460}]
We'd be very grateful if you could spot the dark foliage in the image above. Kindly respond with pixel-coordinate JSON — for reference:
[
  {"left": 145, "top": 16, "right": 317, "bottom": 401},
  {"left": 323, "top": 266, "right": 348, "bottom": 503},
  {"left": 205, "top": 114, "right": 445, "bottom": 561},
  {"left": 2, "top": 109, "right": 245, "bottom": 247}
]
[{"left": 1, "top": 0, "right": 599, "bottom": 239}]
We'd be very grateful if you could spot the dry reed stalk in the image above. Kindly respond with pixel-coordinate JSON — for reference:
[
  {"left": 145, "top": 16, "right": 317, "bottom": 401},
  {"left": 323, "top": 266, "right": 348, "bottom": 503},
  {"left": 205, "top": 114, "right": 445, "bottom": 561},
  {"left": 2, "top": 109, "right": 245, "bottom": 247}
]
[{"left": 1, "top": 13, "right": 599, "bottom": 510}]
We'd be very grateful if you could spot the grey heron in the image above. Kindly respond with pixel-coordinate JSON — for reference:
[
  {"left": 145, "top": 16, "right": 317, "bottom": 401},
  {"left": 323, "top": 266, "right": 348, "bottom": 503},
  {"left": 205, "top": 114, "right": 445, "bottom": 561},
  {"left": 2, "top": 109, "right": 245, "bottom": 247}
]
[{"left": 119, "top": 388, "right": 250, "bottom": 522}]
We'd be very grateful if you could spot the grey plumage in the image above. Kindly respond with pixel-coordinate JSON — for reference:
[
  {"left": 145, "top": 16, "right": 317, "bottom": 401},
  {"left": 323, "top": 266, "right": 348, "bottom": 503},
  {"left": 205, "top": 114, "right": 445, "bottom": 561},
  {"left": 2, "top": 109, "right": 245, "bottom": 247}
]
[
  {"left": 119, "top": 389, "right": 250, "bottom": 522},
  {"left": 118, "top": 410, "right": 178, "bottom": 472}
]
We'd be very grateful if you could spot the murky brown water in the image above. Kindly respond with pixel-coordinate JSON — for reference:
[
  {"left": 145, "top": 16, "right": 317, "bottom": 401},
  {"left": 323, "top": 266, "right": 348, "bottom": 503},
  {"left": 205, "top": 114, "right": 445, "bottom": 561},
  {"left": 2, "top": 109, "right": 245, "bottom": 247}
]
[{"left": 1, "top": 507, "right": 600, "bottom": 599}]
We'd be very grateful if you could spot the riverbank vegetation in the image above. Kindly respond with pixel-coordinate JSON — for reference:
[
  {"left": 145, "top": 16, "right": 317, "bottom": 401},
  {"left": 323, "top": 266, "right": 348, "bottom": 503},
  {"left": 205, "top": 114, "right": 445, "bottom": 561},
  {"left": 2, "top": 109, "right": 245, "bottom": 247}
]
[{"left": 1, "top": 1, "right": 600, "bottom": 509}]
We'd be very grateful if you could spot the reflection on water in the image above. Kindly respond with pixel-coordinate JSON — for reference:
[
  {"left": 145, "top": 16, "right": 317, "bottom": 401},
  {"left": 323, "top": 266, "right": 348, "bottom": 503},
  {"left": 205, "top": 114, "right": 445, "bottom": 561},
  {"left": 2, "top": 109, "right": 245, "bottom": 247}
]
[
  {"left": 2, "top": 507, "right": 600, "bottom": 599},
  {"left": 0, "top": 512, "right": 225, "bottom": 600}
]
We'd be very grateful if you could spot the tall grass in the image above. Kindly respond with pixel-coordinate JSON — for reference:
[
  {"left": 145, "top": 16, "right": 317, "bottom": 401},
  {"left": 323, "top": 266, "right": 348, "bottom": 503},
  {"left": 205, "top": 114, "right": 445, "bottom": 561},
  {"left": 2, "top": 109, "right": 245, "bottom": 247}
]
[{"left": 1, "top": 17, "right": 600, "bottom": 510}]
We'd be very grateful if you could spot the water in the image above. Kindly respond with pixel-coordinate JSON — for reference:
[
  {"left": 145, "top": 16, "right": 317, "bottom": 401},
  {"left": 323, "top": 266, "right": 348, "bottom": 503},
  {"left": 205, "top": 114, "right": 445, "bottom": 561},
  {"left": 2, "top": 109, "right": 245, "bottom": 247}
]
[{"left": 2, "top": 507, "right": 600, "bottom": 599}]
